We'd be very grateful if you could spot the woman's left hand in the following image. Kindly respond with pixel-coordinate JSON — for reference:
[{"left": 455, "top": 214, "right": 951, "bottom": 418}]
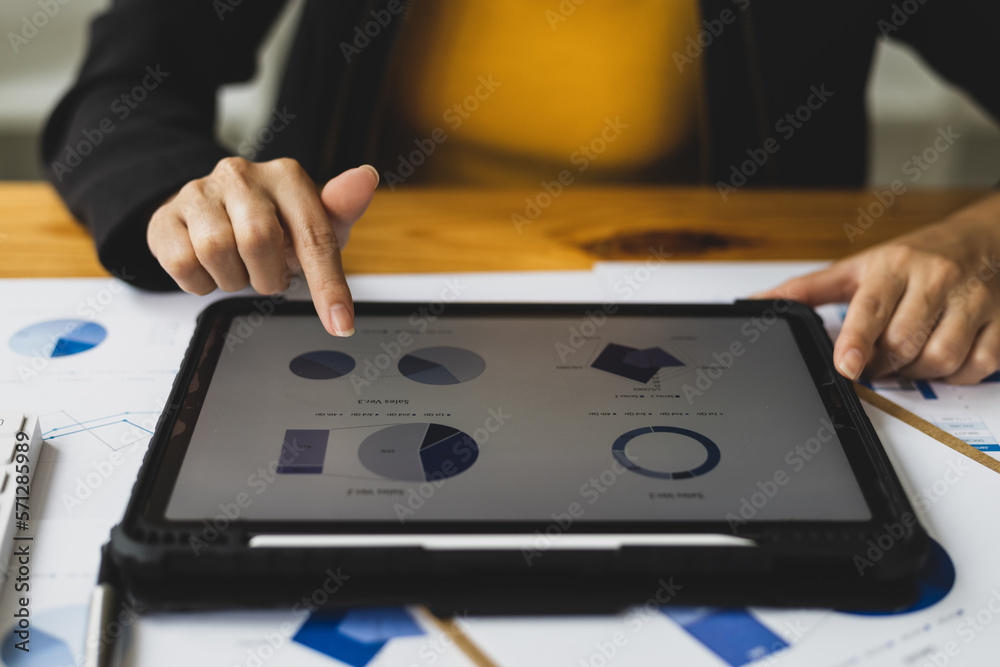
[{"left": 755, "top": 194, "right": 1000, "bottom": 384}]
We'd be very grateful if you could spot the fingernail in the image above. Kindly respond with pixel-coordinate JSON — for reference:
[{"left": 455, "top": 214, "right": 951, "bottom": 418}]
[
  {"left": 359, "top": 164, "right": 380, "bottom": 187},
  {"left": 838, "top": 348, "right": 864, "bottom": 380},
  {"left": 329, "top": 304, "right": 355, "bottom": 337}
]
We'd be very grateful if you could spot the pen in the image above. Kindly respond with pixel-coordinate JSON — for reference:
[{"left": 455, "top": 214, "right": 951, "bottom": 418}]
[{"left": 84, "top": 545, "right": 120, "bottom": 667}]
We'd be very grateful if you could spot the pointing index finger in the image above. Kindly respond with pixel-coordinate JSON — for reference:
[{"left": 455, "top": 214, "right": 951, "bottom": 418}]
[
  {"left": 269, "top": 173, "right": 355, "bottom": 336},
  {"left": 835, "top": 272, "right": 907, "bottom": 380}
]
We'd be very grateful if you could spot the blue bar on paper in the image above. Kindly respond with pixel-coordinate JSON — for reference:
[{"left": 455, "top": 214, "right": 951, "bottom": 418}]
[
  {"left": 662, "top": 607, "right": 789, "bottom": 667},
  {"left": 981, "top": 371, "right": 1000, "bottom": 383},
  {"left": 276, "top": 429, "right": 328, "bottom": 474},
  {"left": 294, "top": 607, "right": 424, "bottom": 667},
  {"left": 914, "top": 379, "right": 937, "bottom": 399}
]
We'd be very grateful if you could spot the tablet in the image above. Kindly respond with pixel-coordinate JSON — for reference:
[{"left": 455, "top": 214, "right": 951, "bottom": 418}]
[{"left": 108, "top": 299, "right": 929, "bottom": 612}]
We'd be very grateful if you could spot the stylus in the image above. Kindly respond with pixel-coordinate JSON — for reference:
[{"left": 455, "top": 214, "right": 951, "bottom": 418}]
[
  {"left": 249, "top": 533, "right": 757, "bottom": 549},
  {"left": 84, "top": 547, "right": 122, "bottom": 667}
]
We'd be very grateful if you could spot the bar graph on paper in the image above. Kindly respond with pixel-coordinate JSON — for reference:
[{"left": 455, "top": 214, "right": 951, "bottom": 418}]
[{"left": 819, "top": 305, "right": 1000, "bottom": 459}]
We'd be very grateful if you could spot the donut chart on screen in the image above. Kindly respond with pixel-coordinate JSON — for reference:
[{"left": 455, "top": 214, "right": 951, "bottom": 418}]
[
  {"left": 358, "top": 423, "right": 479, "bottom": 481},
  {"left": 289, "top": 350, "right": 356, "bottom": 379},
  {"left": 612, "top": 426, "right": 721, "bottom": 479},
  {"left": 397, "top": 347, "right": 486, "bottom": 385}
]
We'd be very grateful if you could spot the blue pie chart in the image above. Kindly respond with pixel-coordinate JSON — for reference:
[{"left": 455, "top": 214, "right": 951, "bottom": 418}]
[
  {"left": 1, "top": 604, "right": 85, "bottom": 665},
  {"left": 290, "top": 350, "right": 356, "bottom": 379},
  {"left": 9, "top": 319, "right": 107, "bottom": 358},
  {"left": 358, "top": 423, "right": 478, "bottom": 482},
  {"left": 840, "top": 538, "right": 955, "bottom": 616}
]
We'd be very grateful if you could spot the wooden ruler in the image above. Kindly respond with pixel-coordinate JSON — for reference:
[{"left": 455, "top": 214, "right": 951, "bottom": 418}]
[
  {"left": 854, "top": 382, "right": 1000, "bottom": 476},
  {"left": 415, "top": 606, "right": 499, "bottom": 667}
]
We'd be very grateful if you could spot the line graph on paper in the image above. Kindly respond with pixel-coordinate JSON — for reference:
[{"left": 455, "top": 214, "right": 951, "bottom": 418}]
[{"left": 41, "top": 409, "right": 161, "bottom": 451}]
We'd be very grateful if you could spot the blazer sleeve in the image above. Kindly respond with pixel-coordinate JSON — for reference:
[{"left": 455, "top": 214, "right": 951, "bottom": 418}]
[{"left": 42, "top": 0, "right": 289, "bottom": 290}]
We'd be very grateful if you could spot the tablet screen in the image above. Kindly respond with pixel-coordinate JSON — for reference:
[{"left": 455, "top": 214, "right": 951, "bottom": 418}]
[{"left": 164, "top": 310, "right": 871, "bottom": 523}]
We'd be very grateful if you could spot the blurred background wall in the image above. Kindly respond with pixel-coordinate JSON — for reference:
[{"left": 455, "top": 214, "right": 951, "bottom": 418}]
[{"left": 2, "top": 0, "right": 998, "bottom": 186}]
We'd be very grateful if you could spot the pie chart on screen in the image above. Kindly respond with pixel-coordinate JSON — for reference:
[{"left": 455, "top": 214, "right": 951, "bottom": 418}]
[
  {"left": 9, "top": 320, "right": 107, "bottom": 358},
  {"left": 358, "top": 423, "right": 478, "bottom": 481},
  {"left": 289, "top": 350, "right": 356, "bottom": 379},
  {"left": 398, "top": 346, "right": 486, "bottom": 385}
]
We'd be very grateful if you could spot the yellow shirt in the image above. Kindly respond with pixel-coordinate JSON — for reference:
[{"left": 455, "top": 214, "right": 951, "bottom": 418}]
[{"left": 381, "top": 0, "right": 703, "bottom": 186}]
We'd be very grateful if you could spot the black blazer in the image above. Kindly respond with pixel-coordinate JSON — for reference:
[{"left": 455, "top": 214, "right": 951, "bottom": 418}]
[{"left": 42, "top": 0, "right": 1000, "bottom": 290}]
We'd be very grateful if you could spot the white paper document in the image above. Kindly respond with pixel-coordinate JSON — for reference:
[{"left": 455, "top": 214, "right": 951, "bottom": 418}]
[{"left": 0, "top": 266, "right": 997, "bottom": 667}]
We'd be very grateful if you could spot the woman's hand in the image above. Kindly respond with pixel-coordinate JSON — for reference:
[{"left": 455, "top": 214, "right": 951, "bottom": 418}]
[
  {"left": 147, "top": 157, "right": 379, "bottom": 336},
  {"left": 756, "top": 194, "right": 1000, "bottom": 384}
]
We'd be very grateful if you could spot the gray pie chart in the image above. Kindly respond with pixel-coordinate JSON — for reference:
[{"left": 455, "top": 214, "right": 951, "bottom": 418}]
[
  {"left": 397, "top": 346, "right": 486, "bottom": 385},
  {"left": 358, "top": 423, "right": 479, "bottom": 481},
  {"left": 289, "top": 350, "right": 356, "bottom": 379}
]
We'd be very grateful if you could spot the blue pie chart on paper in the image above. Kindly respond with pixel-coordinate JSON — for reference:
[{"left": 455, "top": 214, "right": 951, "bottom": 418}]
[
  {"left": 1, "top": 604, "right": 85, "bottom": 665},
  {"left": 840, "top": 538, "right": 955, "bottom": 616},
  {"left": 9, "top": 319, "right": 107, "bottom": 358}
]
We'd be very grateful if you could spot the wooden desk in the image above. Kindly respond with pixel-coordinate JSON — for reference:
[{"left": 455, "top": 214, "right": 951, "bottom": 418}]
[{"left": 0, "top": 182, "right": 988, "bottom": 278}]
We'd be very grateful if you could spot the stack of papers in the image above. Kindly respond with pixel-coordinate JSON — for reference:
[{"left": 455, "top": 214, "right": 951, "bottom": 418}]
[{"left": 0, "top": 263, "right": 997, "bottom": 667}]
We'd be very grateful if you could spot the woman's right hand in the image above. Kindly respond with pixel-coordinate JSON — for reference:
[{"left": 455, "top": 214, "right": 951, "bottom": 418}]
[{"left": 147, "top": 157, "right": 379, "bottom": 336}]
